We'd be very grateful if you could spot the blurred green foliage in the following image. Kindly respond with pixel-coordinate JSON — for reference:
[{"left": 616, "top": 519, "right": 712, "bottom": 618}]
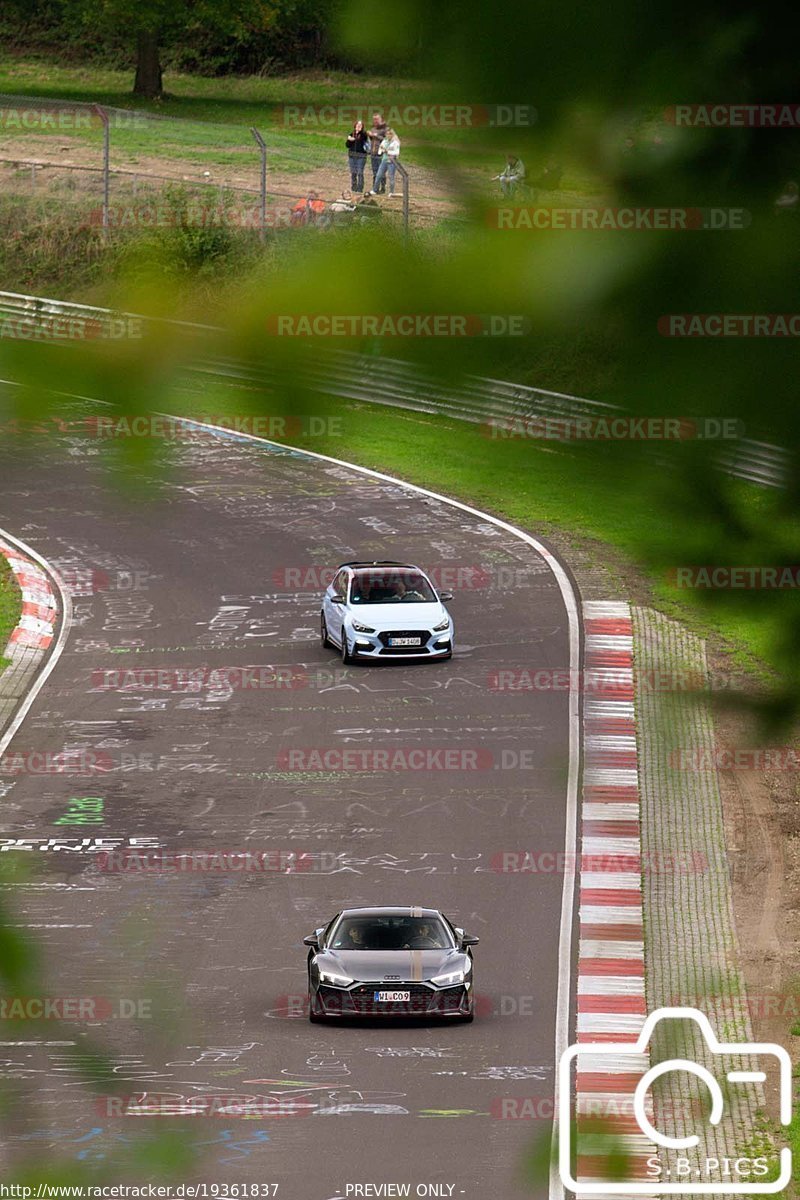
[{"left": 1, "top": 0, "right": 799, "bottom": 1188}]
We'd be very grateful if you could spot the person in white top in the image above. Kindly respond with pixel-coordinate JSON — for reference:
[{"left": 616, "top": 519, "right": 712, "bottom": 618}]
[{"left": 370, "top": 129, "right": 401, "bottom": 197}]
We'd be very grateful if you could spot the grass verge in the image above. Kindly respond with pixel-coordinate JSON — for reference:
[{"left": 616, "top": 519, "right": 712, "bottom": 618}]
[{"left": 0, "top": 551, "right": 21, "bottom": 676}]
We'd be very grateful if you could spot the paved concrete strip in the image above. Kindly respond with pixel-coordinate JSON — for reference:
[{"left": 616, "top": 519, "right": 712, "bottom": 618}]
[{"left": 633, "top": 605, "right": 769, "bottom": 1183}]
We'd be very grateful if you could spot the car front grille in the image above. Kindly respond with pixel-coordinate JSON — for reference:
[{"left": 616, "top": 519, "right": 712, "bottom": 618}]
[
  {"left": 318, "top": 983, "right": 466, "bottom": 1016},
  {"left": 377, "top": 630, "right": 431, "bottom": 655}
]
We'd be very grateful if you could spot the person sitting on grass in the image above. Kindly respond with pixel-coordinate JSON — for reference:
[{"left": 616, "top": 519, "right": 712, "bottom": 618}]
[
  {"left": 775, "top": 180, "right": 799, "bottom": 214},
  {"left": 494, "top": 154, "right": 526, "bottom": 197},
  {"left": 328, "top": 190, "right": 358, "bottom": 225},
  {"left": 355, "top": 193, "right": 383, "bottom": 223},
  {"left": 290, "top": 190, "right": 326, "bottom": 226}
]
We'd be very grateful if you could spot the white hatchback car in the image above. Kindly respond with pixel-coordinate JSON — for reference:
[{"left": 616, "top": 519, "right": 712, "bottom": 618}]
[{"left": 320, "top": 562, "right": 454, "bottom": 662}]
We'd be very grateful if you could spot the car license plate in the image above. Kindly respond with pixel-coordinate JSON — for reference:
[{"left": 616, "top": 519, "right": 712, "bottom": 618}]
[
  {"left": 388, "top": 637, "right": 421, "bottom": 647},
  {"left": 373, "top": 990, "right": 411, "bottom": 1002}
]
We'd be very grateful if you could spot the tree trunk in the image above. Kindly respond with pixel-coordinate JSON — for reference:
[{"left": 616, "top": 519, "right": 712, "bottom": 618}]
[{"left": 133, "top": 30, "right": 163, "bottom": 98}]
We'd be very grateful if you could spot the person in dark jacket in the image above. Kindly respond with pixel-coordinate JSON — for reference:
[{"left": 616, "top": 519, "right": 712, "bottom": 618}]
[
  {"left": 367, "top": 112, "right": 387, "bottom": 193},
  {"left": 346, "top": 120, "right": 370, "bottom": 193}
]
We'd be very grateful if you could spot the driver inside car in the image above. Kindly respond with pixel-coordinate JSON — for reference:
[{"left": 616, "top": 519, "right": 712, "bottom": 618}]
[
  {"left": 389, "top": 579, "right": 425, "bottom": 602},
  {"left": 402, "top": 922, "right": 443, "bottom": 949}
]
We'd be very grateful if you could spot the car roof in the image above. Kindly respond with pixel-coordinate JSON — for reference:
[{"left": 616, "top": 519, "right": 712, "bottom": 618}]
[
  {"left": 338, "top": 561, "right": 422, "bottom": 571},
  {"left": 337, "top": 906, "right": 442, "bottom": 919}
]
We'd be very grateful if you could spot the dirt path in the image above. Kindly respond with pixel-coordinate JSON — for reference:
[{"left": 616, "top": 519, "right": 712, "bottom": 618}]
[{"left": 0, "top": 132, "right": 463, "bottom": 223}]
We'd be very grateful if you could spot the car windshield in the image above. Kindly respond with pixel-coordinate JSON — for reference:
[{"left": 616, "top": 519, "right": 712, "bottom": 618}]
[
  {"left": 329, "top": 915, "right": 455, "bottom": 950},
  {"left": 349, "top": 570, "right": 436, "bottom": 605}
]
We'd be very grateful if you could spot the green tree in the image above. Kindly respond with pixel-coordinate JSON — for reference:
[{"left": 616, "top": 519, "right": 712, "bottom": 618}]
[{"left": 68, "top": 0, "right": 275, "bottom": 96}]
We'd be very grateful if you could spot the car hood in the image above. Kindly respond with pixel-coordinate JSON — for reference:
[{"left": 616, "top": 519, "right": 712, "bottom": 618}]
[
  {"left": 347, "top": 602, "right": 450, "bottom": 632},
  {"left": 316, "top": 948, "right": 468, "bottom": 982}
]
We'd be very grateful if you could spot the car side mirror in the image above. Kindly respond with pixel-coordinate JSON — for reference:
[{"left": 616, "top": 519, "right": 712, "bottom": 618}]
[
  {"left": 331, "top": 596, "right": 345, "bottom": 605},
  {"left": 461, "top": 933, "right": 480, "bottom": 947},
  {"left": 303, "top": 933, "right": 319, "bottom": 949},
  {"left": 438, "top": 591, "right": 453, "bottom": 602}
]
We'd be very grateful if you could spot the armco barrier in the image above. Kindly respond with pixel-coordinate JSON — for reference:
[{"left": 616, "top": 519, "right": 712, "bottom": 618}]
[{"left": 0, "top": 290, "right": 787, "bottom": 489}]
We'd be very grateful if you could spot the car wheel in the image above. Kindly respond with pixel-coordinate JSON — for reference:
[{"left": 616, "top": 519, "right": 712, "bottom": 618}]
[
  {"left": 341, "top": 633, "right": 354, "bottom": 664},
  {"left": 308, "top": 989, "right": 324, "bottom": 1023},
  {"left": 320, "top": 614, "right": 332, "bottom": 649}
]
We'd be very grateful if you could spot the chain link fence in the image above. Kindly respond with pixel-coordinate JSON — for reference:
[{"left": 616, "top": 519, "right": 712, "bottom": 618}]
[{"left": 0, "top": 94, "right": 468, "bottom": 238}]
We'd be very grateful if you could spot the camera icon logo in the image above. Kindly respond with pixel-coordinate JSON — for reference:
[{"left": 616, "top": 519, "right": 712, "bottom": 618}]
[{"left": 558, "top": 1007, "right": 792, "bottom": 1194}]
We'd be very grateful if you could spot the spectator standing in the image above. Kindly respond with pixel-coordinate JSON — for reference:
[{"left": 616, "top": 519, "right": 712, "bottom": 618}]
[
  {"left": 345, "top": 120, "right": 369, "bottom": 193},
  {"left": 370, "top": 128, "right": 401, "bottom": 197},
  {"left": 367, "top": 111, "right": 387, "bottom": 193}
]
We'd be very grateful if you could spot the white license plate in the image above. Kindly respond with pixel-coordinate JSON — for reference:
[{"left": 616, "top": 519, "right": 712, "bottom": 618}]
[
  {"left": 373, "top": 990, "right": 411, "bottom": 1002},
  {"left": 389, "top": 637, "right": 421, "bottom": 647}
]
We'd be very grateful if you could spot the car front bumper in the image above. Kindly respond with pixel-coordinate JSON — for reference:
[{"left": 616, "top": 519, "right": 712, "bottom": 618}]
[
  {"left": 347, "top": 627, "right": 453, "bottom": 658},
  {"left": 313, "top": 981, "right": 471, "bottom": 1018}
]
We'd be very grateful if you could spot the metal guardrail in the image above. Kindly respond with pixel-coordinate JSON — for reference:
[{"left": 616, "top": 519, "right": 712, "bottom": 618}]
[{"left": 0, "top": 290, "right": 788, "bottom": 488}]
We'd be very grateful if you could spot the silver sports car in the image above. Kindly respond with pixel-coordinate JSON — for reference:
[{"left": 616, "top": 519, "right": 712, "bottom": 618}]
[
  {"left": 320, "top": 562, "right": 454, "bottom": 662},
  {"left": 304, "top": 906, "right": 478, "bottom": 1022}
]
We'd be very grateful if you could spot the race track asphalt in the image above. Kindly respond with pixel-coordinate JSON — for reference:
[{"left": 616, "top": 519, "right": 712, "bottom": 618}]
[{"left": 0, "top": 403, "right": 580, "bottom": 1199}]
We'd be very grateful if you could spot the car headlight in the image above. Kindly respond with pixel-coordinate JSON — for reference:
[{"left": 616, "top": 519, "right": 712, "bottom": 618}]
[
  {"left": 431, "top": 968, "right": 467, "bottom": 987},
  {"left": 351, "top": 621, "right": 375, "bottom": 634},
  {"left": 318, "top": 969, "right": 353, "bottom": 988},
  {"left": 433, "top": 617, "right": 450, "bottom": 632}
]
